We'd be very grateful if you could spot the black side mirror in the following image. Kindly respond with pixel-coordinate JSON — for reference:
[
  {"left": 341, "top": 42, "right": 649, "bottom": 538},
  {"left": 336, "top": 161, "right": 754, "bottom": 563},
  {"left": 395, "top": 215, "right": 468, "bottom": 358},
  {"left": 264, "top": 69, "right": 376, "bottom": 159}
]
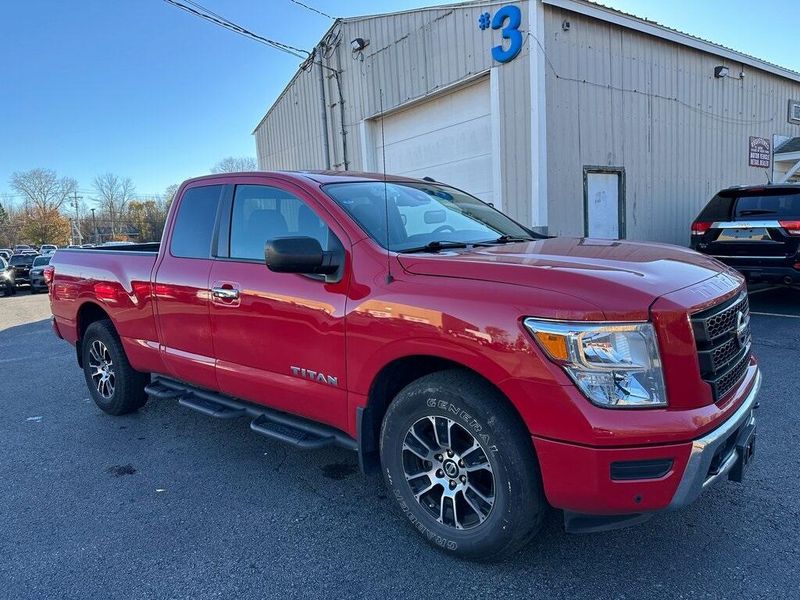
[{"left": 264, "top": 237, "right": 339, "bottom": 276}]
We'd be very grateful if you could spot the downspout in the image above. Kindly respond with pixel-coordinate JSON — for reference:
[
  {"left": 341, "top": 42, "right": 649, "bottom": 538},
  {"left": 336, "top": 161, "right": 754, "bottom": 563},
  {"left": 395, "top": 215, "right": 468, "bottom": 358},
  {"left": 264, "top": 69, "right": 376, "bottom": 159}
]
[
  {"left": 333, "top": 38, "right": 349, "bottom": 171},
  {"left": 335, "top": 71, "right": 349, "bottom": 170},
  {"left": 317, "top": 45, "right": 332, "bottom": 170}
]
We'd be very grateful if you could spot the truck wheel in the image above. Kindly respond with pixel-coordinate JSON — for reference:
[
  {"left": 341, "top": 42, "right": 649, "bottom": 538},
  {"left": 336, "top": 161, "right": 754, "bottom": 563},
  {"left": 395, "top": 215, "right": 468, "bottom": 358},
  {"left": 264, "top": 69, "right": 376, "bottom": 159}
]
[
  {"left": 380, "top": 370, "right": 545, "bottom": 560},
  {"left": 81, "top": 320, "right": 149, "bottom": 416}
]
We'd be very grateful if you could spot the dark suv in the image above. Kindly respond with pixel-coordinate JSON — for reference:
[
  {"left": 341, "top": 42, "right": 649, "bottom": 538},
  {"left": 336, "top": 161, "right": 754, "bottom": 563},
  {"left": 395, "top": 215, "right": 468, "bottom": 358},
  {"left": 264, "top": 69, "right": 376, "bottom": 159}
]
[
  {"left": 8, "top": 253, "right": 36, "bottom": 287},
  {"left": 691, "top": 184, "right": 800, "bottom": 284}
]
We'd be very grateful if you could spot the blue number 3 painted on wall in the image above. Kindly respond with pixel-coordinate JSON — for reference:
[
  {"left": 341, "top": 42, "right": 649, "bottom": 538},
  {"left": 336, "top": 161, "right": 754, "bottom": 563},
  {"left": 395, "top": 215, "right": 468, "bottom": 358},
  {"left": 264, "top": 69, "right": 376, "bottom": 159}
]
[{"left": 491, "top": 5, "right": 523, "bottom": 63}]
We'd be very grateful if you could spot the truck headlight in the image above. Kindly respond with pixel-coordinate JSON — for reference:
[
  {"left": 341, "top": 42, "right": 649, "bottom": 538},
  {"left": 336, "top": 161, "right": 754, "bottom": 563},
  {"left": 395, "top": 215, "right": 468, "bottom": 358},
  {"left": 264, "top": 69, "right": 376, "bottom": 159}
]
[{"left": 524, "top": 319, "right": 667, "bottom": 408}]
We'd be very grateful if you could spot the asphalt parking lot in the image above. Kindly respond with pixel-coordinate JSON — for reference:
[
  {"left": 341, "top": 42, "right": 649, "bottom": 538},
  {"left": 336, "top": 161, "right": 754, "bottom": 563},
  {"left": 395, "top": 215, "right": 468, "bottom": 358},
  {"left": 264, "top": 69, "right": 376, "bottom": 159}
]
[{"left": 2, "top": 287, "right": 799, "bottom": 600}]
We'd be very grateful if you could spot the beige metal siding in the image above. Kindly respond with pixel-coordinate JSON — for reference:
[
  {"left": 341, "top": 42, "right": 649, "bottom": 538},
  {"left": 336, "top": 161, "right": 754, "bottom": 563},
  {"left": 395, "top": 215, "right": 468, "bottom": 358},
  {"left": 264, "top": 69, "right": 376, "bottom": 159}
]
[
  {"left": 254, "top": 2, "right": 535, "bottom": 226},
  {"left": 254, "top": 68, "right": 329, "bottom": 171},
  {"left": 543, "top": 6, "right": 800, "bottom": 245}
]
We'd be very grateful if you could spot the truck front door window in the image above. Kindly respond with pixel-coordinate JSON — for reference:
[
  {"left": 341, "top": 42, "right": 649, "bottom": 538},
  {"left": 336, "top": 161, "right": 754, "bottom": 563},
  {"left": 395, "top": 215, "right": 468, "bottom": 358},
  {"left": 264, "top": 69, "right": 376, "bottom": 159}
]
[{"left": 229, "top": 184, "right": 338, "bottom": 260}]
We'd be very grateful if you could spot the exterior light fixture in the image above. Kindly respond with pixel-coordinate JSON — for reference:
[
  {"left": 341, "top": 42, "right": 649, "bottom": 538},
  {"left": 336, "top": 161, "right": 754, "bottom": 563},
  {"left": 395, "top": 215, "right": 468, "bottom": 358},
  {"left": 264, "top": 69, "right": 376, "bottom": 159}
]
[
  {"left": 351, "top": 38, "right": 369, "bottom": 53},
  {"left": 714, "top": 66, "right": 730, "bottom": 78}
]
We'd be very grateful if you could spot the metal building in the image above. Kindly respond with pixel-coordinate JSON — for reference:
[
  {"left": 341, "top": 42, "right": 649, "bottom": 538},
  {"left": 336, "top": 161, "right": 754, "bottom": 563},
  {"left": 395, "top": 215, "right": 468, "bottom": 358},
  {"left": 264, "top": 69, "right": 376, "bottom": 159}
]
[{"left": 253, "top": 0, "right": 800, "bottom": 245}]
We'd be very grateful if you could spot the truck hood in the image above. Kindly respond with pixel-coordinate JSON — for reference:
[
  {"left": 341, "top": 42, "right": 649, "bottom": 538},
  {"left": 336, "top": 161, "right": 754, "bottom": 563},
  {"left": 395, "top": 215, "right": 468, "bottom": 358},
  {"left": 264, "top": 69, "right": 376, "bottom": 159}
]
[{"left": 397, "top": 237, "right": 740, "bottom": 320}]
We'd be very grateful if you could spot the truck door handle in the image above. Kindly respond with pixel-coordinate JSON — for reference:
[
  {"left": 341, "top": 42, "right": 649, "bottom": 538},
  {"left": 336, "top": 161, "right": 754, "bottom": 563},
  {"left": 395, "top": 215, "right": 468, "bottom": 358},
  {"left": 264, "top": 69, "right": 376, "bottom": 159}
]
[{"left": 211, "top": 287, "right": 240, "bottom": 300}]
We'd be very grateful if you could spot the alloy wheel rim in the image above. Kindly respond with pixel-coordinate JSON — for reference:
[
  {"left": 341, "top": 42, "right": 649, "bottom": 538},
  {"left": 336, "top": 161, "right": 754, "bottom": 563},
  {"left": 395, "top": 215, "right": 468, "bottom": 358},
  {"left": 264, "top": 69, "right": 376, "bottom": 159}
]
[
  {"left": 88, "top": 340, "right": 115, "bottom": 399},
  {"left": 401, "top": 415, "right": 495, "bottom": 530}
]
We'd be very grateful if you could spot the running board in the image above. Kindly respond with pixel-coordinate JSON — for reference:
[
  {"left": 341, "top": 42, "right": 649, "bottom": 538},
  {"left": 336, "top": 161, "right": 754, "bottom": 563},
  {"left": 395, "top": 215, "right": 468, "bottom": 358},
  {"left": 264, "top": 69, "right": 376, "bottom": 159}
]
[
  {"left": 147, "top": 376, "right": 357, "bottom": 452},
  {"left": 250, "top": 414, "right": 335, "bottom": 449},
  {"left": 178, "top": 394, "right": 247, "bottom": 419},
  {"left": 144, "top": 381, "right": 184, "bottom": 400}
]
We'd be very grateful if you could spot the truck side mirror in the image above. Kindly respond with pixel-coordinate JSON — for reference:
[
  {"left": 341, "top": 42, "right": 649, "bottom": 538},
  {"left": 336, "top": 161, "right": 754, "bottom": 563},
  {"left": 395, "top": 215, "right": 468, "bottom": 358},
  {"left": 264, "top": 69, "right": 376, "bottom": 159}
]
[{"left": 264, "top": 237, "right": 339, "bottom": 275}]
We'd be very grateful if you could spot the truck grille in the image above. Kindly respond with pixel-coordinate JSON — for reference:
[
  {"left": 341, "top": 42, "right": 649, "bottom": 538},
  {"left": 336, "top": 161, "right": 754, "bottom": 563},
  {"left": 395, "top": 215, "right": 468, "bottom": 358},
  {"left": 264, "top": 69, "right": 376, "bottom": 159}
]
[{"left": 690, "top": 290, "right": 752, "bottom": 401}]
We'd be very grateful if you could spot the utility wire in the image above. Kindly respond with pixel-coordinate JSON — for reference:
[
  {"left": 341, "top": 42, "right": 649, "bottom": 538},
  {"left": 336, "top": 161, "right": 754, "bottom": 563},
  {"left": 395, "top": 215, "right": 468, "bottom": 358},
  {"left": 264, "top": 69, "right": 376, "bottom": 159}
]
[
  {"left": 289, "top": 0, "right": 333, "bottom": 20},
  {"left": 526, "top": 32, "right": 775, "bottom": 126},
  {"left": 162, "top": 0, "right": 309, "bottom": 59}
]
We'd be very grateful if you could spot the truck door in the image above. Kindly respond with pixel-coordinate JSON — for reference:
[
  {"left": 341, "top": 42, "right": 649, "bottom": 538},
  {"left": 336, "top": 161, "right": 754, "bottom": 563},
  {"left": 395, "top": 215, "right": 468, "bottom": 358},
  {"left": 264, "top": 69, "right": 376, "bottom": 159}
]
[
  {"left": 208, "top": 181, "right": 350, "bottom": 432},
  {"left": 153, "top": 183, "right": 225, "bottom": 390}
]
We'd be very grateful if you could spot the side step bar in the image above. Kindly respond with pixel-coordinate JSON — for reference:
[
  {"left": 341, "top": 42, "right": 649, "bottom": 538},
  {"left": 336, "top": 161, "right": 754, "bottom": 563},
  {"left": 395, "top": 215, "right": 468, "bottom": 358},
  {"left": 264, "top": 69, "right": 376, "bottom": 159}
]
[{"left": 145, "top": 377, "right": 357, "bottom": 452}]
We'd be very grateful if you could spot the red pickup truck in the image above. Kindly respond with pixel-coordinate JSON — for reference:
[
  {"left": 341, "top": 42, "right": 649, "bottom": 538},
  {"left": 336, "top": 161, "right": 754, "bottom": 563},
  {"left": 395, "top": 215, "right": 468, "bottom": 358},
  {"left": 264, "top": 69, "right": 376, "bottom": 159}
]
[{"left": 48, "top": 172, "right": 761, "bottom": 559}]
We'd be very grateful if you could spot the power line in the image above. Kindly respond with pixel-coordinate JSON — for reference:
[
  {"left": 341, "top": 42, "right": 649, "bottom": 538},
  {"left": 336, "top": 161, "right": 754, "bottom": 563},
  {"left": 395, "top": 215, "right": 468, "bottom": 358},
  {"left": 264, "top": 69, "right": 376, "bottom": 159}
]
[
  {"left": 162, "top": 0, "right": 309, "bottom": 59},
  {"left": 526, "top": 32, "right": 776, "bottom": 126},
  {"left": 289, "top": 0, "right": 333, "bottom": 20}
]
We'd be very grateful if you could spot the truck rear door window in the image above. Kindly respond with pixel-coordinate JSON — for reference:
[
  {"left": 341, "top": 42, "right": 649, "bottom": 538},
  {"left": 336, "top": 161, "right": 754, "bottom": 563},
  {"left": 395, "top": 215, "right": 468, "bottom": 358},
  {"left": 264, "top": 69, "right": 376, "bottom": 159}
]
[
  {"left": 229, "top": 185, "right": 337, "bottom": 260},
  {"left": 170, "top": 185, "right": 224, "bottom": 259}
]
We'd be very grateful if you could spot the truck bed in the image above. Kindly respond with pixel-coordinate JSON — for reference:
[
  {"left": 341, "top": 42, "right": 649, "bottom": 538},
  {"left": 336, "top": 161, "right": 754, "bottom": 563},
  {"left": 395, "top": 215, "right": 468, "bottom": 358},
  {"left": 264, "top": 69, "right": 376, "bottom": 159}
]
[
  {"left": 49, "top": 246, "right": 162, "bottom": 374},
  {"left": 66, "top": 242, "right": 160, "bottom": 253}
]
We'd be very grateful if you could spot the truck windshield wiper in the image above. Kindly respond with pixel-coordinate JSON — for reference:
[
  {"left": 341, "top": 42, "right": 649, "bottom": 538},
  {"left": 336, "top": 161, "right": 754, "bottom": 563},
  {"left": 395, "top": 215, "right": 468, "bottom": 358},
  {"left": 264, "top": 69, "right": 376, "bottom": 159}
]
[
  {"left": 479, "top": 235, "right": 534, "bottom": 244},
  {"left": 738, "top": 209, "right": 776, "bottom": 216},
  {"left": 400, "top": 241, "right": 470, "bottom": 253}
]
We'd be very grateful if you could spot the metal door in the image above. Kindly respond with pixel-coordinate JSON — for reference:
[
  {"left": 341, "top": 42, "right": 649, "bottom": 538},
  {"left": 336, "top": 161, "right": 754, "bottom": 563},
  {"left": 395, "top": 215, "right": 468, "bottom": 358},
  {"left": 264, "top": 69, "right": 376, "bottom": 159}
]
[{"left": 584, "top": 168, "right": 625, "bottom": 239}]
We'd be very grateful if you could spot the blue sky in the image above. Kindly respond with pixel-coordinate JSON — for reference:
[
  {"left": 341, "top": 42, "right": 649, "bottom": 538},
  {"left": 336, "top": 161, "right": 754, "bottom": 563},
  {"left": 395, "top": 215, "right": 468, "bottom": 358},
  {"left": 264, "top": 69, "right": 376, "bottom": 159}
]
[{"left": 1, "top": 0, "right": 798, "bottom": 201}]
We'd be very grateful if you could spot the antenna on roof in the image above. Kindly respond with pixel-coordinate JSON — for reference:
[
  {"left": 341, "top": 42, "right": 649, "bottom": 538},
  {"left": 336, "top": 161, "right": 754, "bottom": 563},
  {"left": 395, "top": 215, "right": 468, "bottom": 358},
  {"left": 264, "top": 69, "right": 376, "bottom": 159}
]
[{"left": 379, "top": 88, "right": 393, "bottom": 284}]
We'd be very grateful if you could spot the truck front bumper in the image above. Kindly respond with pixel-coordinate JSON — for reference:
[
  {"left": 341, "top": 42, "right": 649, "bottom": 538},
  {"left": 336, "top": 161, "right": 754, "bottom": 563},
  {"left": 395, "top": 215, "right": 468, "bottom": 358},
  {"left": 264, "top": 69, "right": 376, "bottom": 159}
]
[
  {"left": 666, "top": 368, "right": 760, "bottom": 510},
  {"left": 533, "top": 369, "right": 761, "bottom": 529}
]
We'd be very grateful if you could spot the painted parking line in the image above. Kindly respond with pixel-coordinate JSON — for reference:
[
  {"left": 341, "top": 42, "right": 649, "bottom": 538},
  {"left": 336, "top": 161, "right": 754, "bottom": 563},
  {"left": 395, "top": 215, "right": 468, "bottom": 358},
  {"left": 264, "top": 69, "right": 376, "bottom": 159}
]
[
  {"left": 750, "top": 311, "right": 800, "bottom": 319},
  {"left": 747, "top": 286, "right": 781, "bottom": 296}
]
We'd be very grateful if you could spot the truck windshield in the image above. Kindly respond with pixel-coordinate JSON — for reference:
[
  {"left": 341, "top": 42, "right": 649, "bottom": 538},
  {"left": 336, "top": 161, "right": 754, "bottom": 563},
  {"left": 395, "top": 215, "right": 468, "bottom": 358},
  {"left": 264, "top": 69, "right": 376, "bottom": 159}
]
[{"left": 323, "top": 181, "right": 536, "bottom": 252}]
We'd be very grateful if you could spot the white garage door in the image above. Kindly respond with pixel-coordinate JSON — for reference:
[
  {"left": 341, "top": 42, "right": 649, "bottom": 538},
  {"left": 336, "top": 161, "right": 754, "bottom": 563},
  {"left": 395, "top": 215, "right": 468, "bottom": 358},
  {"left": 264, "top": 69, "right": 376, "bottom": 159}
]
[{"left": 373, "top": 79, "right": 494, "bottom": 205}]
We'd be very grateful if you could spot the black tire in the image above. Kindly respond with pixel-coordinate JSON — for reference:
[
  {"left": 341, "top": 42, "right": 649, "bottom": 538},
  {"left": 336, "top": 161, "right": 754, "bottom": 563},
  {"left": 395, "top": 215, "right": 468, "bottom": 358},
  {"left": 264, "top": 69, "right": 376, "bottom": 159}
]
[
  {"left": 81, "top": 319, "right": 149, "bottom": 415},
  {"left": 380, "top": 369, "right": 545, "bottom": 560}
]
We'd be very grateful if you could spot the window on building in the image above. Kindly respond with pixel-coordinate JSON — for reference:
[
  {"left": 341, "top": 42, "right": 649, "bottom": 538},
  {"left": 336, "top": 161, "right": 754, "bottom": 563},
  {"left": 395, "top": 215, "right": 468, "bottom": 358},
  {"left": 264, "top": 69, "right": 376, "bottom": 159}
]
[
  {"left": 229, "top": 184, "right": 338, "bottom": 260},
  {"left": 170, "top": 185, "right": 223, "bottom": 259}
]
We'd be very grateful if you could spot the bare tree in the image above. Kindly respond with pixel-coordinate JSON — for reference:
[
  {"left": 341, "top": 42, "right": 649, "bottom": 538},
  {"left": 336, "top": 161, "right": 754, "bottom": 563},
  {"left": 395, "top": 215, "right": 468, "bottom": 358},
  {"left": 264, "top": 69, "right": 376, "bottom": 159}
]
[
  {"left": 10, "top": 168, "right": 77, "bottom": 244},
  {"left": 0, "top": 202, "right": 26, "bottom": 247},
  {"left": 162, "top": 183, "right": 180, "bottom": 209},
  {"left": 93, "top": 173, "right": 136, "bottom": 236},
  {"left": 210, "top": 156, "right": 257, "bottom": 173}
]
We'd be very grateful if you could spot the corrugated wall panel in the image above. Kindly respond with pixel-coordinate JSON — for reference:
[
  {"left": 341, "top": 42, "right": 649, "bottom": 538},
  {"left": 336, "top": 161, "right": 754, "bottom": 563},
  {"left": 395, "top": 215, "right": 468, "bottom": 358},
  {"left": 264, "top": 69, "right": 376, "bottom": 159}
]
[
  {"left": 544, "top": 6, "right": 800, "bottom": 245},
  {"left": 254, "top": 2, "right": 534, "bottom": 226}
]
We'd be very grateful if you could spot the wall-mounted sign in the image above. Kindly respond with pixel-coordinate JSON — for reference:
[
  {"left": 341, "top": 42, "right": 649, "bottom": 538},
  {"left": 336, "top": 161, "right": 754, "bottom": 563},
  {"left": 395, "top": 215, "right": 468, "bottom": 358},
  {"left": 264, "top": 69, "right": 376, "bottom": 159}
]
[
  {"left": 749, "top": 136, "right": 771, "bottom": 168},
  {"left": 477, "top": 5, "right": 523, "bottom": 64}
]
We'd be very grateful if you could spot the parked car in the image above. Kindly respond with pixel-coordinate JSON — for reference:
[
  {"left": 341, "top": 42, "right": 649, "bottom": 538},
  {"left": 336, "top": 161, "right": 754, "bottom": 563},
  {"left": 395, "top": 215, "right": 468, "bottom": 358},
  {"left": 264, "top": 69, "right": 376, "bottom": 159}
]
[
  {"left": 8, "top": 253, "right": 36, "bottom": 287},
  {"left": 39, "top": 244, "right": 58, "bottom": 255},
  {"left": 0, "top": 256, "right": 16, "bottom": 296},
  {"left": 13, "top": 244, "right": 33, "bottom": 254},
  {"left": 0, "top": 249, "right": 11, "bottom": 261},
  {"left": 49, "top": 172, "right": 760, "bottom": 559},
  {"left": 29, "top": 255, "right": 52, "bottom": 293},
  {"left": 691, "top": 184, "right": 800, "bottom": 284},
  {"left": 80, "top": 244, "right": 95, "bottom": 248}
]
